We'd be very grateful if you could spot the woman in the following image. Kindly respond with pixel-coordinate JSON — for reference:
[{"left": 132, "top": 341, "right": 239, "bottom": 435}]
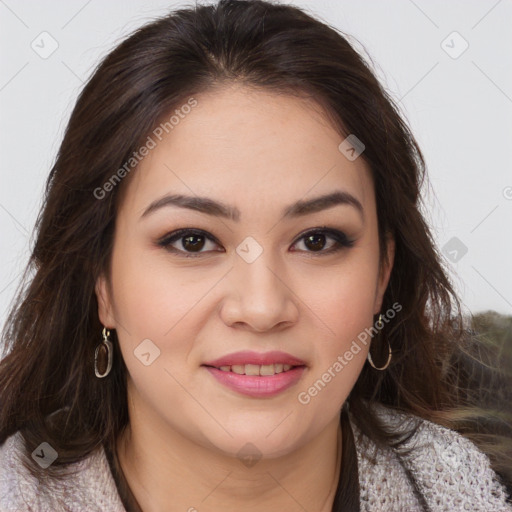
[{"left": 0, "top": 1, "right": 510, "bottom": 510}]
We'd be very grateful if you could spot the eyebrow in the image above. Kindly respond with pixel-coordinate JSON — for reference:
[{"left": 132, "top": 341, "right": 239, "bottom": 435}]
[{"left": 139, "top": 190, "right": 364, "bottom": 222}]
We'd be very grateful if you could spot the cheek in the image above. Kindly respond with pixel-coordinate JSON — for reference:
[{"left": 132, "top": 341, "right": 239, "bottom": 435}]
[
  {"left": 108, "top": 238, "right": 228, "bottom": 394},
  {"left": 108, "top": 244, "right": 201, "bottom": 402},
  {"left": 109, "top": 238, "right": 212, "bottom": 336},
  {"left": 309, "top": 254, "right": 380, "bottom": 337},
  {"left": 301, "top": 251, "right": 380, "bottom": 393},
  {"left": 297, "top": 278, "right": 375, "bottom": 411},
  {"left": 317, "top": 285, "right": 375, "bottom": 365}
]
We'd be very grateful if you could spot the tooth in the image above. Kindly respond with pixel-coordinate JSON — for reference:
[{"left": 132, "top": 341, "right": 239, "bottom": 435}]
[
  {"left": 231, "top": 365, "right": 245, "bottom": 374},
  {"left": 220, "top": 363, "right": 295, "bottom": 375},
  {"left": 259, "top": 364, "right": 275, "bottom": 376},
  {"left": 244, "top": 364, "right": 260, "bottom": 376}
]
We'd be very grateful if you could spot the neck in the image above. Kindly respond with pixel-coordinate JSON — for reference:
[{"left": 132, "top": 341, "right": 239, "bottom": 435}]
[{"left": 116, "top": 393, "right": 342, "bottom": 512}]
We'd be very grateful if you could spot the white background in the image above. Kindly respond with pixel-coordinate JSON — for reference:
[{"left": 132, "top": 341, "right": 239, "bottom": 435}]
[{"left": 1, "top": 0, "right": 511, "bottom": 340}]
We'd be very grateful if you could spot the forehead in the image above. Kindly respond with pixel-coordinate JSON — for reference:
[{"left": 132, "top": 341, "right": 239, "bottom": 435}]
[{"left": 120, "top": 85, "right": 373, "bottom": 217}]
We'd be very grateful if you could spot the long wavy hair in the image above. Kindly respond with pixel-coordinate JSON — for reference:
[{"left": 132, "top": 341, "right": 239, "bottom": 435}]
[{"left": 1, "top": 0, "right": 510, "bottom": 502}]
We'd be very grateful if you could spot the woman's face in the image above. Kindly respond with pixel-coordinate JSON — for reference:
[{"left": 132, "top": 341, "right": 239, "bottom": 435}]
[{"left": 96, "top": 85, "right": 393, "bottom": 459}]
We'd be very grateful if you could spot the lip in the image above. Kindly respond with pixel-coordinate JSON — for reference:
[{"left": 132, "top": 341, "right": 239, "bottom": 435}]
[
  {"left": 204, "top": 365, "right": 307, "bottom": 398},
  {"left": 203, "top": 350, "right": 307, "bottom": 368}
]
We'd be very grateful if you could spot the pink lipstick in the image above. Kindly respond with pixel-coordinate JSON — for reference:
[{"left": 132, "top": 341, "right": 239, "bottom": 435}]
[{"left": 202, "top": 350, "right": 307, "bottom": 398}]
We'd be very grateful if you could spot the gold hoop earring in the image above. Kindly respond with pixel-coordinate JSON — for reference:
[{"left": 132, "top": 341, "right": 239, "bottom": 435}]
[
  {"left": 367, "top": 314, "right": 392, "bottom": 371},
  {"left": 94, "top": 327, "right": 114, "bottom": 378}
]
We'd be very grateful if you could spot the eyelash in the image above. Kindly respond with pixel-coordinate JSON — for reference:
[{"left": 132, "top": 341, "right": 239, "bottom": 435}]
[{"left": 156, "top": 227, "right": 355, "bottom": 258}]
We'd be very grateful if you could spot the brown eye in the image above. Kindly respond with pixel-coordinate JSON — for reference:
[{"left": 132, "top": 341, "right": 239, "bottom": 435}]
[
  {"left": 181, "top": 234, "right": 206, "bottom": 252},
  {"left": 292, "top": 228, "right": 354, "bottom": 254},
  {"left": 157, "top": 229, "right": 221, "bottom": 256},
  {"left": 304, "top": 233, "right": 327, "bottom": 251}
]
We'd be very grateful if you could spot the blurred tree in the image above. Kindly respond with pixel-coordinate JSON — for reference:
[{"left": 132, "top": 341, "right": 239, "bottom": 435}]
[{"left": 446, "top": 310, "right": 512, "bottom": 498}]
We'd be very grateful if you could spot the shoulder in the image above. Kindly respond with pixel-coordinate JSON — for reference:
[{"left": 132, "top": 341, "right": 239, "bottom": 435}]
[
  {"left": 351, "top": 403, "right": 512, "bottom": 511},
  {"left": 0, "top": 430, "right": 126, "bottom": 512}
]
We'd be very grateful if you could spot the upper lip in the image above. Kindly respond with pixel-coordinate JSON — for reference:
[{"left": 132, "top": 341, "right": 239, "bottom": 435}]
[{"left": 203, "top": 350, "right": 307, "bottom": 368}]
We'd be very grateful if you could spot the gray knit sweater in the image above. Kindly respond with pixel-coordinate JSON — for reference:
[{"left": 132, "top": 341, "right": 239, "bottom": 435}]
[{"left": 1, "top": 406, "right": 511, "bottom": 511}]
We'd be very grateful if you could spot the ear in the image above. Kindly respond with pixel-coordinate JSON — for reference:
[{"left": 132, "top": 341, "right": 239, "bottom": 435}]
[
  {"left": 95, "top": 273, "right": 116, "bottom": 328},
  {"left": 374, "top": 234, "right": 395, "bottom": 314}
]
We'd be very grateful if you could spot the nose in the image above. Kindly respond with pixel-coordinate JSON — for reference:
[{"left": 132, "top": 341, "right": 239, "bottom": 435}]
[{"left": 219, "top": 250, "right": 300, "bottom": 333}]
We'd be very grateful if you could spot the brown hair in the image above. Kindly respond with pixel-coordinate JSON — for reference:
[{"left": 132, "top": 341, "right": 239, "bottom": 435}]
[{"left": 1, "top": 0, "right": 510, "bottom": 502}]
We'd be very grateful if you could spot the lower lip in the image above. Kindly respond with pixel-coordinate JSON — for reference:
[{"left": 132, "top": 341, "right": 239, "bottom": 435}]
[{"left": 203, "top": 365, "right": 306, "bottom": 398}]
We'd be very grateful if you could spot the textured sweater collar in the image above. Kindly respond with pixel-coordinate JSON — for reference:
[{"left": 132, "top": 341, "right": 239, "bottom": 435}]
[{"left": 1, "top": 405, "right": 511, "bottom": 511}]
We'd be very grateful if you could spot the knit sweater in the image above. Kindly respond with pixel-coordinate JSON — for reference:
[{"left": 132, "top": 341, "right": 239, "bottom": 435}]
[{"left": 1, "top": 406, "right": 511, "bottom": 511}]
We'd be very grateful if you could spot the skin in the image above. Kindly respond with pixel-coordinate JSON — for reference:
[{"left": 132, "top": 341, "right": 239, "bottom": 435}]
[{"left": 96, "top": 84, "right": 394, "bottom": 512}]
